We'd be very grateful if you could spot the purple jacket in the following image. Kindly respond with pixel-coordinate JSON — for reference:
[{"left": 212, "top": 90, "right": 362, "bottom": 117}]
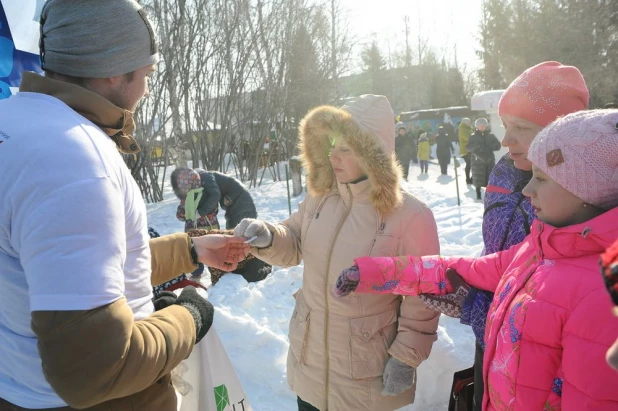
[{"left": 460, "top": 155, "right": 534, "bottom": 347}]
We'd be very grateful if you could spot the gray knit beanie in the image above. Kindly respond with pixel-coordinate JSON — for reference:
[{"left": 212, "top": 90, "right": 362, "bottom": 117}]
[{"left": 40, "top": 0, "right": 159, "bottom": 78}]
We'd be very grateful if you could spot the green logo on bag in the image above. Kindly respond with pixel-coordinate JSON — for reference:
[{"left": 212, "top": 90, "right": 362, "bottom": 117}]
[
  {"left": 214, "top": 384, "right": 230, "bottom": 411},
  {"left": 214, "top": 384, "right": 248, "bottom": 411}
]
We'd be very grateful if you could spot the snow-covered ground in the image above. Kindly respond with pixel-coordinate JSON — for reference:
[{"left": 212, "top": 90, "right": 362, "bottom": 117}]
[{"left": 148, "top": 158, "right": 484, "bottom": 410}]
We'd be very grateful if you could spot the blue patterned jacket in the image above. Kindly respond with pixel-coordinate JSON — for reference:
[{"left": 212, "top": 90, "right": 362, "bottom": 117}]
[{"left": 460, "top": 155, "right": 534, "bottom": 348}]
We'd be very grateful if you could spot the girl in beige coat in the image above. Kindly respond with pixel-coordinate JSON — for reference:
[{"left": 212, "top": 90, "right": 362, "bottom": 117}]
[{"left": 235, "top": 95, "right": 440, "bottom": 410}]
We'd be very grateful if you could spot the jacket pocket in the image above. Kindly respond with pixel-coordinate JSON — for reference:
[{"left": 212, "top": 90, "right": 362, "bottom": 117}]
[
  {"left": 349, "top": 309, "right": 398, "bottom": 380},
  {"left": 288, "top": 291, "right": 311, "bottom": 365}
]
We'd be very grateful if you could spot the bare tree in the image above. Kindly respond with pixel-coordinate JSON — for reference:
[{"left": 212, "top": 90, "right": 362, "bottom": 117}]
[{"left": 127, "top": 0, "right": 353, "bottom": 201}]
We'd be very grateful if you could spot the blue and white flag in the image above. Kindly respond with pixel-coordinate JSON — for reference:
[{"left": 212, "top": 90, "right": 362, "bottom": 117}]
[{"left": 0, "top": 0, "right": 44, "bottom": 99}]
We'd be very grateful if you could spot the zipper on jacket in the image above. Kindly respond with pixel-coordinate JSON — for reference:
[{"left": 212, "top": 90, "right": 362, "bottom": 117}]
[
  {"left": 323, "top": 184, "right": 354, "bottom": 409},
  {"left": 302, "top": 193, "right": 335, "bottom": 245},
  {"left": 368, "top": 238, "right": 377, "bottom": 255},
  {"left": 368, "top": 214, "right": 385, "bottom": 255},
  {"left": 315, "top": 194, "right": 332, "bottom": 219}
]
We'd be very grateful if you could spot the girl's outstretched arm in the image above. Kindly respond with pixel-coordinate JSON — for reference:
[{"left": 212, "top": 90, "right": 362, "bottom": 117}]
[
  {"left": 353, "top": 255, "right": 456, "bottom": 296},
  {"left": 335, "top": 247, "right": 517, "bottom": 298}
]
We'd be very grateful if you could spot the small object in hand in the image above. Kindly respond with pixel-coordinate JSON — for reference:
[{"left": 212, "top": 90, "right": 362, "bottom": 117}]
[
  {"left": 232, "top": 218, "right": 273, "bottom": 248},
  {"left": 334, "top": 265, "right": 360, "bottom": 297},
  {"left": 244, "top": 236, "right": 258, "bottom": 244},
  {"left": 187, "top": 228, "right": 256, "bottom": 285}
]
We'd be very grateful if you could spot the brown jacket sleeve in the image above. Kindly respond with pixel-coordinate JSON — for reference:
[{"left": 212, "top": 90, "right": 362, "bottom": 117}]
[
  {"left": 251, "top": 197, "right": 314, "bottom": 267},
  {"left": 388, "top": 206, "right": 441, "bottom": 367},
  {"left": 150, "top": 233, "right": 198, "bottom": 286},
  {"left": 31, "top": 297, "right": 195, "bottom": 409}
]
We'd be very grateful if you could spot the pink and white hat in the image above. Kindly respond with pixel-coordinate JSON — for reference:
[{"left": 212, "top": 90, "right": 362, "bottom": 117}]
[{"left": 527, "top": 109, "right": 618, "bottom": 210}]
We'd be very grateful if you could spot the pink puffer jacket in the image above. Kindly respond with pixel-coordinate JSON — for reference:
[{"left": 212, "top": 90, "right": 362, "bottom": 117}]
[{"left": 353, "top": 207, "right": 618, "bottom": 410}]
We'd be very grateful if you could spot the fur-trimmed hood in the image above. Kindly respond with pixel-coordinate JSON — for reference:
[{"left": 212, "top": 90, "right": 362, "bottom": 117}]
[{"left": 298, "top": 95, "right": 403, "bottom": 214}]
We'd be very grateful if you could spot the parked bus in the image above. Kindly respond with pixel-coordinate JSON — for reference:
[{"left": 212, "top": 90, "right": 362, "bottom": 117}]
[{"left": 399, "top": 106, "right": 480, "bottom": 135}]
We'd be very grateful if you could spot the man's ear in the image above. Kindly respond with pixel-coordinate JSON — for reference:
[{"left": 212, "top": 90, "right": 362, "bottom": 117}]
[
  {"left": 108, "top": 74, "right": 126, "bottom": 87},
  {"left": 84, "top": 76, "right": 118, "bottom": 93}
]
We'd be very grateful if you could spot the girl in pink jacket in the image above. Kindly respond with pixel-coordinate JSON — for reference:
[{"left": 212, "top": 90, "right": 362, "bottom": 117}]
[{"left": 335, "top": 109, "right": 618, "bottom": 410}]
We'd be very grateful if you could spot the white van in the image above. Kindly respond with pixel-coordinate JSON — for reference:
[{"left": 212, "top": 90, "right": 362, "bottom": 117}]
[{"left": 471, "top": 90, "right": 508, "bottom": 161}]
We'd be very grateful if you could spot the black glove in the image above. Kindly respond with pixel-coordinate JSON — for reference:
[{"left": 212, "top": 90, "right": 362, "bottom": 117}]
[
  {"left": 153, "top": 286, "right": 214, "bottom": 343},
  {"left": 153, "top": 291, "right": 178, "bottom": 311}
]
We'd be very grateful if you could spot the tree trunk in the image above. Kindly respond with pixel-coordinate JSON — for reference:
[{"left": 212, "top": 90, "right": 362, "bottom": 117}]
[{"left": 289, "top": 156, "right": 303, "bottom": 197}]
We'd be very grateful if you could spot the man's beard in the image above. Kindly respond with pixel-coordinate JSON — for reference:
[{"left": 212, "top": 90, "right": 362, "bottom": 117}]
[{"left": 106, "top": 86, "right": 133, "bottom": 111}]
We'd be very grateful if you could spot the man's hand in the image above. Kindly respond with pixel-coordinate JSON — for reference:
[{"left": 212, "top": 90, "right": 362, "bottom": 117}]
[
  {"left": 153, "top": 286, "right": 214, "bottom": 343},
  {"left": 191, "top": 235, "right": 250, "bottom": 271}
]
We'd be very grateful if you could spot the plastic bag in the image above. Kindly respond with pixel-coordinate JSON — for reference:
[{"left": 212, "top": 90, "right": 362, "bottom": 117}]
[{"left": 177, "top": 327, "right": 252, "bottom": 411}]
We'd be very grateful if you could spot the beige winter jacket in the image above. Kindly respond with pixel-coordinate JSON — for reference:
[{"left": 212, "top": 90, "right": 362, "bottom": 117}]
[{"left": 253, "top": 95, "right": 440, "bottom": 410}]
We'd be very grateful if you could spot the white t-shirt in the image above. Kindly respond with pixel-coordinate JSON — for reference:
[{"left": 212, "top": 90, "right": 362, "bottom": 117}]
[{"left": 0, "top": 92, "right": 154, "bottom": 408}]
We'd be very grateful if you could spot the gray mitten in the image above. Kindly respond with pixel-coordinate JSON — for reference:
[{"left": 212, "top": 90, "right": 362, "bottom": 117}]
[
  {"left": 419, "top": 268, "right": 470, "bottom": 318},
  {"left": 233, "top": 218, "right": 273, "bottom": 248},
  {"left": 382, "top": 357, "right": 416, "bottom": 396}
]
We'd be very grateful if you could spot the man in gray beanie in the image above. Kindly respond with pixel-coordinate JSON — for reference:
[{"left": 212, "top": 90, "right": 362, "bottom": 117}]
[
  {"left": 36, "top": 0, "right": 158, "bottom": 113},
  {"left": 40, "top": 0, "right": 159, "bottom": 80},
  {"left": 0, "top": 1, "right": 250, "bottom": 410}
]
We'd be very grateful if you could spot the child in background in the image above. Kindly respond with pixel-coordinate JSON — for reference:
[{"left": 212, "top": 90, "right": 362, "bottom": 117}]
[
  {"left": 172, "top": 168, "right": 220, "bottom": 233},
  {"left": 171, "top": 167, "right": 271, "bottom": 282},
  {"left": 467, "top": 118, "right": 501, "bottom": 200},
  {"left": 417, "top": 132, "right": 430, "bottom": 174},
  {"left": 335, "top": 110, "right": 618, "bottom": 410},
  {"left": 172, "top": 168, "right": 220, "bottom": 277}
]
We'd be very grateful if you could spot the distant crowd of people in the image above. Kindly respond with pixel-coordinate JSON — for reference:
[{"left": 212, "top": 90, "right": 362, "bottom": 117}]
[{"left": 394, "top": 116, "right": 501, "bottom": 200}]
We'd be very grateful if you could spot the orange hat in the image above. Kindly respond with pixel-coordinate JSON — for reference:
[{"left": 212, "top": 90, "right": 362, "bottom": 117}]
[{"left": 498, "top": 61, "right": 589, "bottom": 127}]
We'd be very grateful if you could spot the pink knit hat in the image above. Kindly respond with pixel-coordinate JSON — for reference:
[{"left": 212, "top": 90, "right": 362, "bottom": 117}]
[
  {"left": 498, "top": 61, "right": 589, "bottom": 127},
  {"left": 527, "top": 109, "right": 618, "bottom": 210}
]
